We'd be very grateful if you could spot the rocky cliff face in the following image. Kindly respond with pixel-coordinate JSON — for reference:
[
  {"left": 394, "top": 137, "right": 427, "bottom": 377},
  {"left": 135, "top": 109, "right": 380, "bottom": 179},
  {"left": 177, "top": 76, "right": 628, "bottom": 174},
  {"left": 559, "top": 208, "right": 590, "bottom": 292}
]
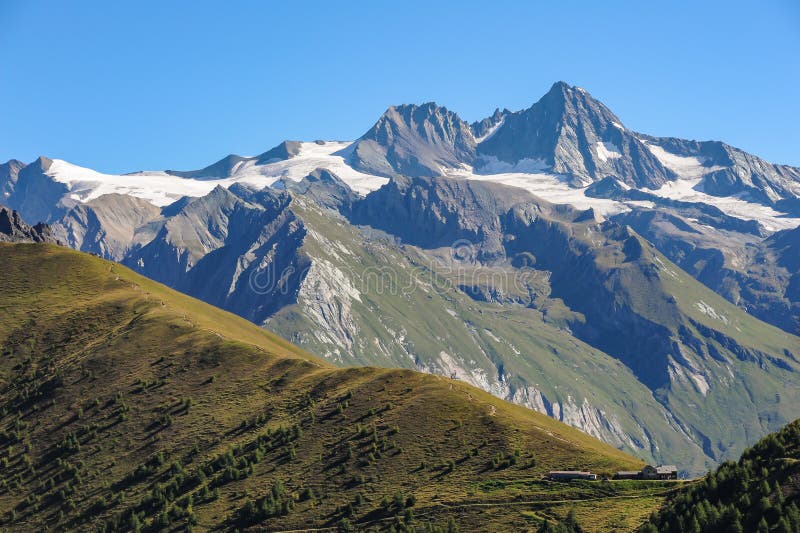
[
  {"left": 477, "top": 82, "right": 676, "bottom": 187},
  {"left": 0, "top": 159, "right": 25, "bottom": 201},
  {"left": 470, "top": 107, "right": 509, "bottom": 141},
  {"left": 350, "top": 174, "right": 526, "bottom": 260},
  {"left": 342, "top": 82, "right": 800, "bottom": 212},
  {"left": 641, "top": 135, "right": 800, "bottom": 206},
  {"left": 347, "top": 102, "right": 477, "bottom": 178},
  {"left": 124, "top": 184, "right": 309, "bottom": 323},
  {"left": 277, "top": 168, "right": 357, "bottom": 211},
  {"left": 5, "top": 157, "right": 72, "bottom": 224},
  {"left": 52, "top": 194, "right": 163, "bottom": 260},
  {"left": 0, "top": 205, "right": 60, "bottom": 244}
]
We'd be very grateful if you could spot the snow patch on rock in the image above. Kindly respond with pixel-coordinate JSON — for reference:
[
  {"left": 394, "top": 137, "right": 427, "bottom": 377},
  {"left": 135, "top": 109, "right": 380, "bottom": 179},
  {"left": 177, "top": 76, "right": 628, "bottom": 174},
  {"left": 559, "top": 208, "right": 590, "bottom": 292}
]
[{"left": 594, "top": 141, "right": 622, "bottom": 162}]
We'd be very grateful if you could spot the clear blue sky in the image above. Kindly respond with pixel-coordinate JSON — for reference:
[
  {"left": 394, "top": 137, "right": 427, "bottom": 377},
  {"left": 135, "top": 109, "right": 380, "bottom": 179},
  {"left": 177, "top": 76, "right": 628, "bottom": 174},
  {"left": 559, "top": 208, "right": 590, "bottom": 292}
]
[{"left": 1, "top": 0, "right": 799, "bottom": 173}]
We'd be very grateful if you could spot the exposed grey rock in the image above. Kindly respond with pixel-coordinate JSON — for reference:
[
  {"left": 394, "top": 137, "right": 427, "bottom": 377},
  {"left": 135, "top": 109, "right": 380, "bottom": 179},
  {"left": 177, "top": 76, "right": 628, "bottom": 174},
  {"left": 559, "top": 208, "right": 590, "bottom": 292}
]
[
  {"left": 277, "top": 168, "right": 357, "bottom": 211},
  {"left": 769, "top": 224, "right": 800, "bottom": 272},
  {"left": 0, "top": 205, "right": 60, "bottom": 244},
  {"left": 166, "top": 141, "right": 302, "bottom": 179},
  {"left": 0, "top": 159, "right": 25, "bottom": 201},
  {"left": 470, "top": 108, "right": 510, "bottom": 141},
  {"left": 6, "top": 157, "right": 74, "bottom": 224},
  {"left": 346, "top": 103, "right": 477, "bottom": 178},
  {"left": 477, "top": 82, "right": 676, "bottom": 187},
  {"left": 613, "top": 206, "right": 799, "bottom": 335},
  {"left": 51, "top": 194, "right": 163, "bottom": 260},
  {"left": 350, "top": 174, "right": 536, "bottom": 260},
  {"left": 124, "top": 185, "right": 309, "bottom": 323},
  {"left": 166, "top": 154, "right": 250, "bottom": 179},
  {"left": 254, "top": 140, "right": 302, "bottom": 165},
  {"left": 639, "top": 134, "right": 800, "bottom": 206}
]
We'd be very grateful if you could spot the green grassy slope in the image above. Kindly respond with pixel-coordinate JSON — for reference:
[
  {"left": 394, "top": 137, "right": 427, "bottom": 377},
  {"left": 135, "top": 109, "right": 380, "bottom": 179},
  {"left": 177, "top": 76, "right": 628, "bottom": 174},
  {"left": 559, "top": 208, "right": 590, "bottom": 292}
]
[
  {"left": 266, "top": 198, "right": 708, "bottom": 473},
  {"left": 508, "top": 207, "right": 800, "bottom": 470},
  {"left": 640, "top": 241, "right": 800, "bottom": 463},
  {"left": 0, "top": 243, "right": 664, "bottom": 532},
  {"left": 641, "top": 418, "right": 800, "bottom": 532}
]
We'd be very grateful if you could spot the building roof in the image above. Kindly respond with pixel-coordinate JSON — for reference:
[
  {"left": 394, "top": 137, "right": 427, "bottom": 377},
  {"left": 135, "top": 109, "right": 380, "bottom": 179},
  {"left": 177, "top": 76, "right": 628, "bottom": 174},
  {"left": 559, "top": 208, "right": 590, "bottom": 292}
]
[
  {"left": 655, "top": 465, "right": 677, "bottom": 473},
  {"left": 549, "top": 471, "right": 592, "bottom": 475},
  {"left": 616, "top": 471, "right": 641, "bottom": 475}
]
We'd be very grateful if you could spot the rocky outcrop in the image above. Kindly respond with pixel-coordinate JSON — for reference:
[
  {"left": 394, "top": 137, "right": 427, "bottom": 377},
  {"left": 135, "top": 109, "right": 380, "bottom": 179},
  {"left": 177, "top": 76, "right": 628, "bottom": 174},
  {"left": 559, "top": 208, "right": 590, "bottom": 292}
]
[
  {"left": 277, "top": 168, "right": 357, "bottom": 211},
  {"left": 0, "top": 205, "right": 60, "bottom": 244},
  {"left": 641, "top": 135, "right": 800, "bottom": 206},
  {"left": 614, "top": 206, "right": 800, "bottom": 335},
  {"left": 350, "top": 174, "right": 536, "bottom": 260},
  {"left": 5, "top": 157, "right": 72, "bottom": 223},
  {"left": 166, "top": 141, "right": 302, "bottom": 179},
  {"left": 347, "top": 103, "right": 477, "bottom": 178},
  {"left": 470, "top": 108, "right": 509, "bottom": 141},
  {"left": 124, "top": 184, "right": 309, "bottom": 323},
  {"left": 0, "top": 159, "right": 25, "bottom": 201},
  {"left": 52, "top": 194, "right": 163, "bottom": 260},
  {"left": 477, "top": 82, "right": 676, "bottom": 187},
  {"left": 255, "top": 140, "right": 302, "bottom": 165}
]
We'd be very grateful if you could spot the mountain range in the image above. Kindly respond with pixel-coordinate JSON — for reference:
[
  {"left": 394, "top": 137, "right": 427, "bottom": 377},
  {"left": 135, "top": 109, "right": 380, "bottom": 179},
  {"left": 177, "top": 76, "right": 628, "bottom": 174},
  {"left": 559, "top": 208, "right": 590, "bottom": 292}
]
[{"left": 2, "top": 81, "right": 799, "bottom": 476}]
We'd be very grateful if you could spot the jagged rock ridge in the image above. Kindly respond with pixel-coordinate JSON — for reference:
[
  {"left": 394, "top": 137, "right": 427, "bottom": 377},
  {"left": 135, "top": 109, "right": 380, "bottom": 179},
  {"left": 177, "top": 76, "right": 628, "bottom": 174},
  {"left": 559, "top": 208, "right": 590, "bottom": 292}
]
[{"left": 0, "top": 205, "right": 59, "bottom": 244}]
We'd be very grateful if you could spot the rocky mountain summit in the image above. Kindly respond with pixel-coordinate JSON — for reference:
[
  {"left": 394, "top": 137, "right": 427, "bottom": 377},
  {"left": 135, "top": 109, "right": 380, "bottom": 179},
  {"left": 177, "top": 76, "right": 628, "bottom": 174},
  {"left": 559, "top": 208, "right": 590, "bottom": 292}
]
[
  {"left": 344, "top": 81, "right": 800, "bottom": 210},
  {"left": 477, "top": 82, "right": 677, "bottom": 187},
  {"left": 470, "top": 107, "right": 509, "bottom": 141},
  {"left": 346, "top": 102, "right": 477, "bottom": 177}
]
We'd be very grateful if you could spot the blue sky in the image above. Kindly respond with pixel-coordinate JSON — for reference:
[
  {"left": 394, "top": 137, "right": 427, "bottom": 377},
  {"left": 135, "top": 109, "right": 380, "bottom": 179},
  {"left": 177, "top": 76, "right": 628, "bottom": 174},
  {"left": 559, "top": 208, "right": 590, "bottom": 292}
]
[{"left": 1, "top": 0, "right": 799, "bottom": 173}]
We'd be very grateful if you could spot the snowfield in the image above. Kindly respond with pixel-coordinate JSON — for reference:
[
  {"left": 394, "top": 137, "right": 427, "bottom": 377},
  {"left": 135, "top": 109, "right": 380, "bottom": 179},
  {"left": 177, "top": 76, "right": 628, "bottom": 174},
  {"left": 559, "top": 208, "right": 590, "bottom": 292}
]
[
  {"left": 448, "top": 166, "right": 625, "bottom": 216},
  {"left": 39, "top": 140, "right": 800, "bottom": 230},
  {"left": 49, "top": 159, "right": 229, "bottom": 207},
  {"left": 642, "top": 142, "right": 718, "bottom": 180},
  {"left": 215, "top": 141, "right": 389, "bottom": 196},
  {"left": 644, "top": 177, "right": 800, "bottom": 232},
  {"left": 46, "top": 142, "right": 388, "bottom": 207},
  {"left": 594, "top": 141, "right": 622, "bottom": 162},
  {"left": 454, "top": 145, "right": 800, "bottom": 231}
]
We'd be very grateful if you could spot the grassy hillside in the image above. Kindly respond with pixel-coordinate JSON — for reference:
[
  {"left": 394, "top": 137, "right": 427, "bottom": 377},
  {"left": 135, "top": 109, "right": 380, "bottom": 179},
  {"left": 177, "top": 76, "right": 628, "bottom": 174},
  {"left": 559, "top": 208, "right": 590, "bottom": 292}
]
[
  {"left": 645, "top": 241, "right": 800, "bottom": 464},
  {"left": 264, "top": 195, "right": 800, "bottom": 476},
  {"left": 267, "top": 198, "right": 708, "bottom": 473},
  {"left": 0, "top": 243, "right": 668, "bottom": 532},
  {"left": 641, "top": 418, "right": 800, "bottom": 532}
]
